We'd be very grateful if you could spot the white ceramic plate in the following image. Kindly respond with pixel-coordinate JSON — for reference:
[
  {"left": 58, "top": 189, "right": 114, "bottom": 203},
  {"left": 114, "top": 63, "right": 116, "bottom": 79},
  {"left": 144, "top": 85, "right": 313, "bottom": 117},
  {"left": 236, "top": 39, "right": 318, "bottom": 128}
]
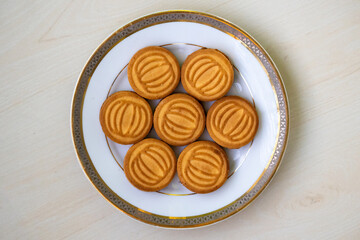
[{"left": 71, "top": 10, "right": 289, "bottom": 228}]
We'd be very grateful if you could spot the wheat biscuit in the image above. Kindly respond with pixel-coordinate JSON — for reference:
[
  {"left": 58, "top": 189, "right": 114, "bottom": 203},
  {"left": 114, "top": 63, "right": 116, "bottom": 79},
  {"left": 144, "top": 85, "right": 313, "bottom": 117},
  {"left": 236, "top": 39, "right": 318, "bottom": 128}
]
[
  {"left": 154, "top": 93, "right": 205, "bottom": 146},
  {"left": 181, "top": 48, "right": 234, "bottom": 101},
  {"left": 128, "top": 46, "right": 180, "bottom": 99},
  {"left": 177, "top": 141, "right": 229, "bottom": 193},
  {"left": 99, "top": 91, "right": 152, "bottom": 144},
  {"left": 124, "top": 138, "right": 176, "bottom": 192},
  {"left": 206, "top": 96, "right": 258, "bottom": 149}
]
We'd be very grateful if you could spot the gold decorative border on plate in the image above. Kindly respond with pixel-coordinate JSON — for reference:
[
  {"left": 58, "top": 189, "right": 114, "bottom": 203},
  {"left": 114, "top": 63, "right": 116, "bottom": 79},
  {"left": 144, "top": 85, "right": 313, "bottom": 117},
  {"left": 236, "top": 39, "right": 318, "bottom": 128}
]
[{"left": 71, "top": 10, "right": 289, "bottom": 228}]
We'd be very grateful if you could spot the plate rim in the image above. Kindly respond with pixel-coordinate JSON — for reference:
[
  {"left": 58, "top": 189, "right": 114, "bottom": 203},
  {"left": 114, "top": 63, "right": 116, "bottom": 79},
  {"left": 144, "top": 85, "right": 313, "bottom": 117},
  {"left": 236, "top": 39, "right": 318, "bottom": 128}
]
[{"left": 70, "top": 10, "right": 289, "bottom": 228}]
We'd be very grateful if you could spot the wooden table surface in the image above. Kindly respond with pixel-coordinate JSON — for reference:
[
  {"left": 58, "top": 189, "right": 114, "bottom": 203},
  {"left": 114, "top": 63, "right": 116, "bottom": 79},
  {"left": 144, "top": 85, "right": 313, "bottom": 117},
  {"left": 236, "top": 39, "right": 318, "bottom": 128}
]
[{"left": 1, "top": 1, "right": 359, "bottom": 239}]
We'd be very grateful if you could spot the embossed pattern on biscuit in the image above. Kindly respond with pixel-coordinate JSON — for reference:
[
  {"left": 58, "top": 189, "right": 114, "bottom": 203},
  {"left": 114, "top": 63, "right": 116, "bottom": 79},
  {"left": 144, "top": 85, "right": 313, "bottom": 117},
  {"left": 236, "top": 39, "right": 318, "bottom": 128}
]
[
  {"left": 128, "top": 46, "right": 180, "bottom": 99},
  {"left": 124, "top": 139, "right": 176, "bottom": 191},
  {"left": 177, "top": 141, "right": 228, "bottom": 193},
  {"left": 181, "top": 49, "right": 233, "bottom": 101},
  {"left": 154, "top": 94, "right": 205, "bottom": 146},
  {"left": 100, "top": 91, "right": 152, "bottom": 144},
  {"left": 162, "top": 100, "right": 199, "bottom": 140},
  {"left": 207, "top": 96, "right": 258, "bottom": 149}
]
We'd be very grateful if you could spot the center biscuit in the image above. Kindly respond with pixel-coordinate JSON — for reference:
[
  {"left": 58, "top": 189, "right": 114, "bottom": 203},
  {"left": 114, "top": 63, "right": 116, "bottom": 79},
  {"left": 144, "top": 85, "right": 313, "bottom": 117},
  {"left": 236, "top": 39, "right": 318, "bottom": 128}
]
[{"left": 154, "top": 93, "right": 205, "bottom": 146}]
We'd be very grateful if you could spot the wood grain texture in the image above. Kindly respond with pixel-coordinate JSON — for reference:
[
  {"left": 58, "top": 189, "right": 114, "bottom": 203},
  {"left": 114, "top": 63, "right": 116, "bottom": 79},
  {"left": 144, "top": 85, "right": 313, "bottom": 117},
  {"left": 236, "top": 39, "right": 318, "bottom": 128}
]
[{"left": 0, "top": 0, "right": 359, "bottom": 239}]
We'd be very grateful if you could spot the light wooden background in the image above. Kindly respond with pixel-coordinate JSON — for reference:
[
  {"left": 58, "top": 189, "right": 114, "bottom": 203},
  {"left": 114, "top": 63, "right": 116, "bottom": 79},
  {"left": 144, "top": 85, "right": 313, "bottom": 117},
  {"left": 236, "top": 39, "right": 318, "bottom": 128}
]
[{"left": 1, "top": 0, "right": 359, "bottom": 239}]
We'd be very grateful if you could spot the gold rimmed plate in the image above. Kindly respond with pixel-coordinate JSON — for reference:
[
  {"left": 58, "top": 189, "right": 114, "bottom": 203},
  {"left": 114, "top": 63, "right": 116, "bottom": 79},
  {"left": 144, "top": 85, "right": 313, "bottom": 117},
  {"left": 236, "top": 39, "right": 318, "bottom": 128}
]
[{"left": 71, "top": 10, "right": 289, "bottom": 228}]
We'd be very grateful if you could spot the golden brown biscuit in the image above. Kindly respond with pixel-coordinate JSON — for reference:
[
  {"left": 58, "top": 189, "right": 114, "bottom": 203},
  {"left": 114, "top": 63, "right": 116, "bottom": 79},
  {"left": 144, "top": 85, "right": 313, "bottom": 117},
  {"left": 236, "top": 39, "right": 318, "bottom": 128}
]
[
  {"left": 181, "top": 48, "right": 234, "bottom": 101},
  {"left": 177, "top": 141, "right": 229, "bottom": 193},
  {"left": 128, "top": 46, "right": 180, "bottom": 99},
  {"left": 206, "top": 96, "right": 258, "bottom": 149},
  {"left": 124, "top": 138, "right": 176, "bottom": 192},
  {"left": 99, "top": 91, "right": 152, "bottom": 144},
  {"left": 154, "top": 93, "right": 205, "bottom": 146}
]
